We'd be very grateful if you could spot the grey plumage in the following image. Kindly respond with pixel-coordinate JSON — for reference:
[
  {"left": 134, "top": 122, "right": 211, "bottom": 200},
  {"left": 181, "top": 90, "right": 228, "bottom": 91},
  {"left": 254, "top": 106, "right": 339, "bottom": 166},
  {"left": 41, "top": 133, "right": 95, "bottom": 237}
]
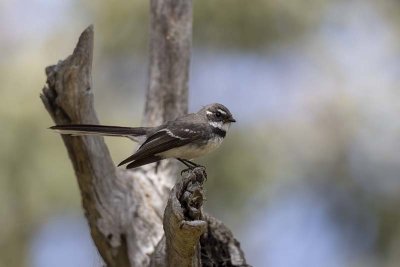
[{"left": 50, "top": 103, "right": 236, "bottom": 169}]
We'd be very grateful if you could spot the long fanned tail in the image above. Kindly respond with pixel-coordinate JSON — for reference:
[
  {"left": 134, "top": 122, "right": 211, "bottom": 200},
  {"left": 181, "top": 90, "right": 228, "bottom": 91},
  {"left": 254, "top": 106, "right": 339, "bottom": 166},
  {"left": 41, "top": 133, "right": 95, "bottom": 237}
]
[{"left": 50, "top": 124, "right": 149, "bottom": 140}]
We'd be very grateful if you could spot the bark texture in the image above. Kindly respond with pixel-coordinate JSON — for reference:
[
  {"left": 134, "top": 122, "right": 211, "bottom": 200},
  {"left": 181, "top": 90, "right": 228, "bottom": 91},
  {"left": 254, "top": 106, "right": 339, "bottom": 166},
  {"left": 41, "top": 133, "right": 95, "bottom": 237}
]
[
  {"left": 144, "top": 0, "right": 192, "bottom": 127},
  {"left": 40, "top": 1, "right": 249, "bottom": 266},
  {"left": 41, "top": 26, "right": 164, "bottom": 267}
]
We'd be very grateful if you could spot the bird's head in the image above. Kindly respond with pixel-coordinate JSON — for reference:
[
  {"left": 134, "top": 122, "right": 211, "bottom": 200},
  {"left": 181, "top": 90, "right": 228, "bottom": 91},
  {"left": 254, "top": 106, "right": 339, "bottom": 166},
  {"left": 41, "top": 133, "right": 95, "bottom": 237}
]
[{"left": 200, "top": 103, "right": 236, "bottom": 131}]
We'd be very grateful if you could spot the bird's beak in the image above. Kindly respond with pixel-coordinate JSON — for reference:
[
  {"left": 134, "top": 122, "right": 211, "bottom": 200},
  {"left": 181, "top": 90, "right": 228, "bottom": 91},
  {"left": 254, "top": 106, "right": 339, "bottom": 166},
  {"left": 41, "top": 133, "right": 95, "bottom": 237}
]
[{"left": 225, "top": 117, "right": 236, "bottom": 123}]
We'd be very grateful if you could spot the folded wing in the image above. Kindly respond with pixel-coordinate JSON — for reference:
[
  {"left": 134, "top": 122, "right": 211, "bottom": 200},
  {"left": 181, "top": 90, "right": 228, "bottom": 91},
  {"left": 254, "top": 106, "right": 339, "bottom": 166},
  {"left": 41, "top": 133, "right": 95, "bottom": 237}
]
[{"left": 118, "top": 128, "right": 200, "bottom": 168}]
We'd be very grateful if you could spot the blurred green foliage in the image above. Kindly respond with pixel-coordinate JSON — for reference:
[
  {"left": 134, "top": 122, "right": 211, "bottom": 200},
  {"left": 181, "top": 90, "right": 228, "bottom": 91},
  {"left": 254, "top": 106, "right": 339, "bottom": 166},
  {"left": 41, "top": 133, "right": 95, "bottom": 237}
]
[
  {"left": 194, "top": 0, "right": 326, "bottom": 49},
  {"left": 78, "top": 0, "right": 326, "bottom": 55},
  {"left": 202, "top": 131, "right": 272, "bottom": 226},
  {"left": 79, "top": 1, "right": 149, "bottom": 55}
]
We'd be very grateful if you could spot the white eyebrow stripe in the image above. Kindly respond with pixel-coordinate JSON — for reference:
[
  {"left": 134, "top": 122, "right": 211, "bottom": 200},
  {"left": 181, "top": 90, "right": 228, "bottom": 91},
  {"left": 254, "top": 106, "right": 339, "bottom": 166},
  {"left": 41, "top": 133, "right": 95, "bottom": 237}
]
[
  {"left": 206, "top": 111, "right": 213, "bottom": 115},
  {"left": 217, "top": 109, "right": 227, "bottom": 115}
]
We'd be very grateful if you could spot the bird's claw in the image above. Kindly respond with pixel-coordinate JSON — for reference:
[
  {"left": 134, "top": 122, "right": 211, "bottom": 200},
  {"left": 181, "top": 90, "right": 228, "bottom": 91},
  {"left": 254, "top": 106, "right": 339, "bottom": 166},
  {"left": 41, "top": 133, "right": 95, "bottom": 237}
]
[
  {"left": 180, "top": 165, "right": 207, "bottom": 181},
  {"left": 181, "top": 168, "right": 192, "bottom": 176}
]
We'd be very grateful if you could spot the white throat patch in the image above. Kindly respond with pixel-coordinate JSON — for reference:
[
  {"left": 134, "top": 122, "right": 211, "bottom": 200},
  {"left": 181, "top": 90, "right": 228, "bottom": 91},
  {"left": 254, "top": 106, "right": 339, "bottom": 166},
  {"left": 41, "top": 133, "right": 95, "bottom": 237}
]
[{"left": 209, "top": 121, "right": 230, "bottom": 132}]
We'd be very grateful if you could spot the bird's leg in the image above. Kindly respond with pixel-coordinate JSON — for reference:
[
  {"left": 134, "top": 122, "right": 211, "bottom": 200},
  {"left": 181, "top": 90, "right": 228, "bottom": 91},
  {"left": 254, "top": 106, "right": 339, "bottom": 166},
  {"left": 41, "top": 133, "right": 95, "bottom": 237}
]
[
  {"left": 177, "top": 158, "right": 193, "bottom": 168},
  {"left": 178, "top": 158, "right": 204, "bottom": 175},
  {"left": 178, "top": 159, "right": 193, "bottom": 175},
  {"left": 185, "top": 159, "right": 204, "bottom": 168},
  {"left": 185, "top": 160, "right": 206, "bottom": 179}
]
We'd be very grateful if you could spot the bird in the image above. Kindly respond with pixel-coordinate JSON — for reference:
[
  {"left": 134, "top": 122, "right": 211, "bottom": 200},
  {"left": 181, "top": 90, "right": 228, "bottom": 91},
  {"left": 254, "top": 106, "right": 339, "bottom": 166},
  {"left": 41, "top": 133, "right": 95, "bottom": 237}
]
[{"left": 50, "top": 103, "right": 236, "bottom": 170}]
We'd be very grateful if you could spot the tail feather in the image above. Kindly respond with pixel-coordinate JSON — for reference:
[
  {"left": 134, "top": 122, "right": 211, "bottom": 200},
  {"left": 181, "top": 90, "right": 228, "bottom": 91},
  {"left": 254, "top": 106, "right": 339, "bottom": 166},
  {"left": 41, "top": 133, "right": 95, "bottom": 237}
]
[{"left": 50, "top": 124, "right": 149, "bottom": 140}]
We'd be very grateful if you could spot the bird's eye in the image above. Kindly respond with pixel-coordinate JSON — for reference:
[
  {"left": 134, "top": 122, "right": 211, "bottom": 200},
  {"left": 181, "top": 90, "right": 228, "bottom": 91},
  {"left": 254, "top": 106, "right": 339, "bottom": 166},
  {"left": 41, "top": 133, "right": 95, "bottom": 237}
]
[{"left": 215, "top": 111, "right": 222, "bottom": 117}]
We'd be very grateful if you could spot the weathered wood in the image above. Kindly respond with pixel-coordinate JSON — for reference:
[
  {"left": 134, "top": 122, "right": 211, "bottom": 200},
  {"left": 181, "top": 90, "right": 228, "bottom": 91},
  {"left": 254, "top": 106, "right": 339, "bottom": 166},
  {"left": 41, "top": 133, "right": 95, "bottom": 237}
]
[
  {"left": 41, "top": 26, "right": 167, "bottom": 267},
  {"left": 138, "top": 0, "right": 195, "bottom": 198},
  {"left": 144, "top": 0, "right": 192, "bottom": 127},
  {"left": 41, "top": 26, "right": 130, "bottom": 266},
  {"left": 200, "top": 215, "right": 249, "bottom": 267},
  {"left": 164, "top": 168, "right": 207, "bottom": 267},
  {"left": 150, "top": 168, "right": 206, "bottom": 267},
  {"left": 41, "top": 0, "right": 249, "bottom": 266},
  {"left": 150, "top": 168, "right": 249, "bottom": 267}
]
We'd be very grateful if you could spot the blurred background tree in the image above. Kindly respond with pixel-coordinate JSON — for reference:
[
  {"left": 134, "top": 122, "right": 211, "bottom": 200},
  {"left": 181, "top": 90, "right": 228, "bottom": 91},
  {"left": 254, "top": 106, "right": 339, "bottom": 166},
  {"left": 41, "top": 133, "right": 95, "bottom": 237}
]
[{"left": 1, "top": 0, "right": 400, "bottom": 266}]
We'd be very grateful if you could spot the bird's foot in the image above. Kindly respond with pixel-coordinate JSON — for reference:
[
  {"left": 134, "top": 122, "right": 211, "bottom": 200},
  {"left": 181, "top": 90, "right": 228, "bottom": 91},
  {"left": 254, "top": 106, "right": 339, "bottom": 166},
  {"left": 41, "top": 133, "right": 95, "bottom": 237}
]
[
  {"left": 180, "top": 166, "right": 207, "bottom": 181},
  {"left": 178, "top": 158, "right": 201, "bottom": 170},
  {"left": 181, "top": 167, "right": 192, "bottom": 176}
]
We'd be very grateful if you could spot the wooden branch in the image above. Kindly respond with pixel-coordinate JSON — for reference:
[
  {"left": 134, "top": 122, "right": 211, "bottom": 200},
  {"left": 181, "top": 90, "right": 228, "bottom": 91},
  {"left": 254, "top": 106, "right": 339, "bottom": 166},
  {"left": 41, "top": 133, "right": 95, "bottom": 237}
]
[
  {"left": 150, "top": 168, "right": 249, "bottom": 267},
  {"left": 41, "top": 26, "right": 167, "bottom": 267},
  {"left": 40, "top": 1, "right": 195, "bottom": 264},
  {"left": 144, "top": 0, "right": 192, "bottom": 127},
  {"left": 200, "top": 216, "right": 249, "bottom": 267},
  {"left": 41, "top": 1, "right": 249, "bottom": 266},
  {"left": 164, "top": 168, "right": 207, "bottom": 266},
  {"left": 41, "top": 1, "right": 196, "bottom": 262},
  {"left": 41, "top": 26, "right": 131, "bottom": 266},
  {"left": 144, "top": 1, "right": 249, "bottom": 263},
  {"left": 150, "top": 168, "right": 206, "bottom": 267}
]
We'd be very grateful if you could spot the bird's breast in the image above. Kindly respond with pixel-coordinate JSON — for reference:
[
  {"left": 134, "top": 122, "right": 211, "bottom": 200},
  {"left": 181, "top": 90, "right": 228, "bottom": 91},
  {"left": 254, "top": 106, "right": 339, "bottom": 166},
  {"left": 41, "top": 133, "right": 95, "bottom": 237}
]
[{"left": 157, "top": 136, "right": 224, "bottom": 159}]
